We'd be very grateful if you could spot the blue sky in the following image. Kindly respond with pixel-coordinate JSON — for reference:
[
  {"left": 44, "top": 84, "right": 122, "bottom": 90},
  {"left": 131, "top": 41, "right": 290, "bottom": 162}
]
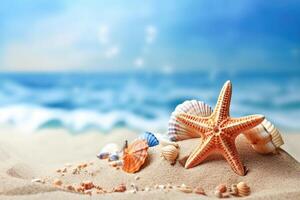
[{"left": 0, "top": 0, "right": 299, "bottom": 72}]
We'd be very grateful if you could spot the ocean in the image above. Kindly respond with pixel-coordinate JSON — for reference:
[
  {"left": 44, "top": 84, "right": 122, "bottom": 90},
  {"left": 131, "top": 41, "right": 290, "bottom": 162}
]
[{"left": 0, "top": 71, "right": 299, "bottom": 133}]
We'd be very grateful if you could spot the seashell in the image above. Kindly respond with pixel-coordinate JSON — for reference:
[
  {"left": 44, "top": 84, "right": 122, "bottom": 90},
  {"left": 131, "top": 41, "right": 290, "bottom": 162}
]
[
  {"left": 194, "top": 186, "right": 206, "bottom": 195},
  {"left": 243, "top": 119, "right": 284, "bottom": 154},
  {"left": 230, "top": 184, "right": 238, "bottom": 196},
  {"left": 108, "top": 153, "right": 120, "bottom": 161},
  {"left": 155, "top": 133, "right": 179, "bottom": 148},
  {"left": 168, "top": 100, "right": 213, "bottom": 141},
  {"left": 113, "top": 183, "right": 126, "bottom": 192},
  {"left": 237, "top": 182, "right": 250, "bottom": 197},
  {"left": 139, "top": 132, "right": 159, "bottom": 147},
  {"left": 122, "top": 140, "right": 149, "bottom": 173},
  {"left": 214, "top": 190, "right": 222, "bottom": 198},
  {"left": 215, "top": 184, "right": 227, "bottom": 193},
  {"left": 109, "top": 160, "right": 123, "bottom": 167},
  {"left": 97, "top": 143, "right": 120, "bottom": 159},
  {"left": 178, "top": 184, "right": 193, "bottom": 193},
  {"left": 161, "top": 145, "right": 179, "bottom": 164}
]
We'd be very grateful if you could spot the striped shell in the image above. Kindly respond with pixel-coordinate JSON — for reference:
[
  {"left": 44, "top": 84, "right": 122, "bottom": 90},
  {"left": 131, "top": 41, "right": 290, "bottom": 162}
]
[
  {"left": 139, "top": 132, "right": 159, "bottom": 147},
  {"left": 168, "top": 100, "right": 213, "bottom": 141},
  {"left": 243, "top": 119, "right": 284, "bottom": 154},
  {"left": 236, "top": 182, "right": 250, "bottom": 197},
  {"left": 161, "top": 145, "right": 179, "bottom": 164},
  {"left": 122, "top": 140, "right": 149, "bottom": 173}
]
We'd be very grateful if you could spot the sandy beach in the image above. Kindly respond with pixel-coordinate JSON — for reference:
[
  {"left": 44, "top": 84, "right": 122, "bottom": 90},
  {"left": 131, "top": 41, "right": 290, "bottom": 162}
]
[{"left": 0, "top": 127, "right": 299, "bottom": 200}]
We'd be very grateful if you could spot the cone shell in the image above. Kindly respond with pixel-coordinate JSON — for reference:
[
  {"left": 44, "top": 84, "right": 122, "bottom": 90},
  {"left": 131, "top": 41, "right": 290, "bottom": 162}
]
[
  {"left": 122, "top": 140, "right": 149, "bottom": 173},
  {"left": 139, "top": 132, "right": 159, "bottom": 147},
  {"left": 168, "top": 100, "right": 213, "bottom": 141},
  {"left": 237, "top": 182, "right": 250, "bottom": 197},
  {"left": 161, "top": 145, "right": 179, "bottom": 164},
  {"left": 243, "top": 119, "right": 284, "bottom": 154}
]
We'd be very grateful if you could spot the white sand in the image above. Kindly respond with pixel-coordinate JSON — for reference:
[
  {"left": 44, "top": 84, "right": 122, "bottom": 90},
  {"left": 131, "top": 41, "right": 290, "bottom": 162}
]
[{"left": 0, "top": 126, "right": 299, "bottom": 199}]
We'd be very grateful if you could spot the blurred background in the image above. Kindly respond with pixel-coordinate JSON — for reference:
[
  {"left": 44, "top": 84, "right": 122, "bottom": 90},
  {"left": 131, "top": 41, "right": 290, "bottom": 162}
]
[{"left": 0, "top": 0, "right": 299, "bottom": 133}]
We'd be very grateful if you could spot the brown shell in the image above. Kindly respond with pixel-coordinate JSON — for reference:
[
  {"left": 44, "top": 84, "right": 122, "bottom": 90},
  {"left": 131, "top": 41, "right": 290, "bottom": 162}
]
[
  {"left": 237, "top": 182, "right": 250, "bottom": 197},
  {"left": 161, "top": 145, "right": 179, "bottom": 164}
]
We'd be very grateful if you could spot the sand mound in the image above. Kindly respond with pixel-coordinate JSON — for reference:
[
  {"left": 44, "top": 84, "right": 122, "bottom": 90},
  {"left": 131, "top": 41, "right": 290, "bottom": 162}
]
[{"left": 29, "top": 135, "right": 299, "bottom": 199}]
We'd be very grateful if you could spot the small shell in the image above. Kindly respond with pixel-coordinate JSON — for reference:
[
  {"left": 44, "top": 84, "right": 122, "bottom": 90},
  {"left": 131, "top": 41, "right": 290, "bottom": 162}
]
[
  {"left": 237, "top": 182, "right": 250, "bottom": 197},
  {"left": 243, "top": 119, "right": 284, "bottom": 154},
  {"left": 230, "top": 184, "right": 238, "bottom": 196},
  {"left": 109, "top": 160, "right": 123, "bottom": 167},
  {"left": 139, "top": 132, "right": 159, "bottom": 147},
  {"left": 108, "top": 153, "right": 120, "bottom": 161},
  {"left": 113, "top": 184, "right": 126, "bottom": 192},
  {"left": 194, "top": 186, "right": 206, "bottom": 195},
  {"left": 215, "top": 184, "right": 227, "bottom": 193},
  {"left": 161, "top": 145, "right": 179, "bottom": 164},
  {"left": 97, "top": 143, "right": 120, "bottom": 158},
  {"left": 155, "top": 133, "right": 179, "bottom": 148},
  {"left": 168, "top": 100, "right": 213, "bottom": 141},
  {"left": 178, "top": 184, "right": 193, "bottom": 193}
]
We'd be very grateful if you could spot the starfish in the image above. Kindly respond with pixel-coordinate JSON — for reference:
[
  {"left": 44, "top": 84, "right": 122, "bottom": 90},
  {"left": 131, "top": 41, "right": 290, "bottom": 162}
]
[{"left": 176, "top": 81, "right": 264, "bottom": 176}]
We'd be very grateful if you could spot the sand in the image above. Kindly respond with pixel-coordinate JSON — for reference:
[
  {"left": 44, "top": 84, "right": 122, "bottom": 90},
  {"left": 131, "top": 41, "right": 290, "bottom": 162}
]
[{"left": 0, "top": 126, "right": 299, "bottom": 200}]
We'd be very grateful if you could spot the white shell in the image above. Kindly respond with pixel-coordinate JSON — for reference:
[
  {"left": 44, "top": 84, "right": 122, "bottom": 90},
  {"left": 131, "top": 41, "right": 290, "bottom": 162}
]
[
  {"left": 236, "top": 182, "right": 250, "bottom": 197},
  {"left": 168, "top": 100, "right": 213, "bottom": 141},
  {"left": 243, "top": 119, "right": 284, "bottom": 154},
  {"left": 161, "top": 145, "right": 179, "bottom": 164},
  {"left": 100, "top": 143, "right": 120, "bottom": 155},
  {"left": 155, "top": 133, "right": 179, "bottom": 148}
]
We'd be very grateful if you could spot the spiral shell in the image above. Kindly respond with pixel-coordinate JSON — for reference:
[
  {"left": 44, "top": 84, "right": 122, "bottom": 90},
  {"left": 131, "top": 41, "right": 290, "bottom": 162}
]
[
  {"left": 237, "top": 182, "right": 250, "bottom": 197},
  {"left": 243, "top": 119, "right": 284, "bottom": 154},
  {"left": 97, "top": 143, "right": 120, "bottom": 159},
  {"left": 168, "top": 100, "right": 213, "bottom": 141},
  {"left": 161, "top": 145, "right": 179, "bottom": 164}
]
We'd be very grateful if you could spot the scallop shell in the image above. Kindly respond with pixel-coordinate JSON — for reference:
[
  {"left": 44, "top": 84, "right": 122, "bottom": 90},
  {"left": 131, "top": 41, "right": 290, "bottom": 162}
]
[
  {"left": 236, "top": 182, "right": 250, "bottom": 197},
  {"left": 139, "top": 131, "right": 159, "bottom": 147},
  {"left": 161, "top": 145, "right": 179, "bottom": 164},
  {"left": 243, "top": 119, "right": 284, "bottom": 154},
  {"left": 168, "top": 100, "right": 213, "bottom": 141}
]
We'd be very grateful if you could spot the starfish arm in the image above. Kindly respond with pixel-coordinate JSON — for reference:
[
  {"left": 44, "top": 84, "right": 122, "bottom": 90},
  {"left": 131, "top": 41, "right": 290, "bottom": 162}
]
[
  {"left": 219, "top": 137, "right": 245, "bottom": 176},
  {"left": 223, "top": 115, "right": 265, "bottom": 138},
  {"left": 211, "top": 81, "right": 232, "bottom": 125},
  {"left": 176, "top": 113, "right": 211, "bottom": 138},
  {"left": 185, "top": 135, "right": 215, "bottom": 169}
]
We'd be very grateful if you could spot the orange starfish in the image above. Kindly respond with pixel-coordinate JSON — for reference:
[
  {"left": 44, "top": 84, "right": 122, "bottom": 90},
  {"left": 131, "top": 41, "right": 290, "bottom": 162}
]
[{"left": 176, "top": 81, "right": 264, "bottom": 176}]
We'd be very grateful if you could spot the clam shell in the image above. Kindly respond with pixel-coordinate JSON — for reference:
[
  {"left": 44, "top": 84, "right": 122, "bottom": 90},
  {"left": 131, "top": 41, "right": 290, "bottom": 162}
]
[
  {"left": 237, "top": 182, "right": 250, "bottom": 197},
  {"left": 243, "top": 119, "right": 284, "bottom": 154},
  {"left": 139, "top": 132, "right": 159, "bottom": 147},
  {"left": 161, "top": 145, "right": 179, "bottom": 164},
  {"left": 168, "top": 100, "right": 213, "bottom": 141}
]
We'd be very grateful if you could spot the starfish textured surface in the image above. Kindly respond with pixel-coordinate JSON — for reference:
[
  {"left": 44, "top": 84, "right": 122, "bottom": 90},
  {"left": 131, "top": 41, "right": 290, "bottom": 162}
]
[{"left": 176, "top": 81, "right": 264, "bottom": 176}]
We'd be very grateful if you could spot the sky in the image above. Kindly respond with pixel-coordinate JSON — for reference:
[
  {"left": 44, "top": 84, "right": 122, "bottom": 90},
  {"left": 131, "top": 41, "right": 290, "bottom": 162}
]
[{"left": 0, "top": 0, "right": 299, "bottom": 72}]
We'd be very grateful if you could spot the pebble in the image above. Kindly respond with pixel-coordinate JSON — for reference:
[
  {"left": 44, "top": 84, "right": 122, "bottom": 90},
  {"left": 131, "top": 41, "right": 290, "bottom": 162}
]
[
  {"left": 113, "top": 183, "right": 127, "bottom": 192},
  {"left": 65, "top": 185, "right": 75, "bottom": 191},
  {"left": 84, "top": 190, "right": 92, "bottom": 196},
  {"left": 81, "top": 181, "right": 94, "bottom": 190},
  {"left": 53, "top": 179, "right": 63, "bottom": 186},
  {"left": 31, "top": 178, "right": 44, "bottom": 184},
  {"left": 178, "top": 184, "right": 193, "bottom": 193},
  {"left": 194, "top": 186, "right": 205, "bottom": 195},
  {"left": 215, "top": 184, "right": 227, "bottom": 193},
  {"left": 214, "top": 190, "right": 222, "bottom": 198}
]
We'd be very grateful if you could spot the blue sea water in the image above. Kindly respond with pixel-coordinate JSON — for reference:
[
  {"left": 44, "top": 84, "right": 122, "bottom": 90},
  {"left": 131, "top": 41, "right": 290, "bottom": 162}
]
[{"left": 0, "top": 71, "right": 299, "bottom": 133}]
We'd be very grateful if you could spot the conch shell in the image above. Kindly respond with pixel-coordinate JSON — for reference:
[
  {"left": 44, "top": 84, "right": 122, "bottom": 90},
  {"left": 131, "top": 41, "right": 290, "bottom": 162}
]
[
  {"left": 168, "top": 100, "right": 213, "bottom": 141},
  {"left": 161, "top": 145, "right": 179, "bottom": 165},
  {"left": 243, "top": 119, "right": 284, "bottom": 154}
]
